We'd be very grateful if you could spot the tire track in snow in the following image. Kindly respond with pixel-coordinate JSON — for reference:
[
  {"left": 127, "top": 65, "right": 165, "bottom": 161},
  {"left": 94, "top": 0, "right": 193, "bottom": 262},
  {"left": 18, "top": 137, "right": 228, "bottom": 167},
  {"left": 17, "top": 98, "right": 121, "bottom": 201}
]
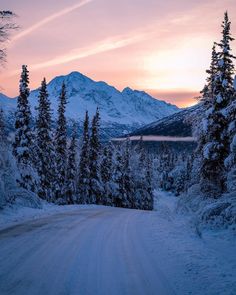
[{"left": 0, "top": 207, "right": 175, "bottom": 295}]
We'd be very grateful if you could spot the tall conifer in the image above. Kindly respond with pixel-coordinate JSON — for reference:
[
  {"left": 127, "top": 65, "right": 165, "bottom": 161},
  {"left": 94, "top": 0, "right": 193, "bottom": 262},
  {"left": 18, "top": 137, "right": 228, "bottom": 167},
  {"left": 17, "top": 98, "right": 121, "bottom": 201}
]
[
  {"left": 78, "top": 111, "right": 90, "bottom": 203},
  {"left": 13, "top": 65, "right": 35, "bottom": 191},
  {"left": 89, "top": 108, "right": 102, "bottom": 204},
  {"left": 65, "top": 125, "right": 77, "bottom": 204},
  {"left": 36, "top": 78, "right": 55, "bottom": 201},
  {"left": 54, "top": 82, "right": 67, "bottom": 201}
]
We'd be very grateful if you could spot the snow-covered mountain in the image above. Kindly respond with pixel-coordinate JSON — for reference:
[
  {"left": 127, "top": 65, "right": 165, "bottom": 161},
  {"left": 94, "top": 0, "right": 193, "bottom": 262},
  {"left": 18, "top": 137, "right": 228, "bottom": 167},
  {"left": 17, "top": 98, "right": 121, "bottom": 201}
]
[
  {"left": 0, "top": 71, "right": 179, "bottom": 139},
  {"left": 0, "top": 93, "right": 16, "bottom": 111}
]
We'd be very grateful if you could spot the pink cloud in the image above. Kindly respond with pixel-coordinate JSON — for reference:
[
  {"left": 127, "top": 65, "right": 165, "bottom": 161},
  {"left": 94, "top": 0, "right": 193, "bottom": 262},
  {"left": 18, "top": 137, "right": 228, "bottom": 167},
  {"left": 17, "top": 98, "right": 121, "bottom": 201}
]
[{"left": 0, "top": 0, "right": 235, "bottom": 107}]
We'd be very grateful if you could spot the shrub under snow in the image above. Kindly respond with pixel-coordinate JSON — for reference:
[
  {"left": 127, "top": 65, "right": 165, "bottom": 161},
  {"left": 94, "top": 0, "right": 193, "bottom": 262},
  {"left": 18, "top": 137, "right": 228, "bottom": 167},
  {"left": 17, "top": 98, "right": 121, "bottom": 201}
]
[
  {"left": 177, "top": 185, "right": 236, "bottom": 231},
  {"left": 0, "top": 143, "right": 42, "bottom": 210}
]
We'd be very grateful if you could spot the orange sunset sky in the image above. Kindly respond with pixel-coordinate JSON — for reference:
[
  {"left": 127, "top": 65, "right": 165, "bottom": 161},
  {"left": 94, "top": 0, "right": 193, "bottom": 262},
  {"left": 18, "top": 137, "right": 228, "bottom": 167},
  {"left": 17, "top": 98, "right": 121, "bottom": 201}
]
[{"left": 0, "top": 0, "right": 236, "bottom": 107}]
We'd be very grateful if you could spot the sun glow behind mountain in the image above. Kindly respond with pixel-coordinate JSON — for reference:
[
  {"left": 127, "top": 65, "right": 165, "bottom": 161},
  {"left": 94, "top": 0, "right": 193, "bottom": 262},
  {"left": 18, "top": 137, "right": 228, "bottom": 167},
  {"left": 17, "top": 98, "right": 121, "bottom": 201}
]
[{"left": 0, "top": 0, "right": 236, "bottom": 107}]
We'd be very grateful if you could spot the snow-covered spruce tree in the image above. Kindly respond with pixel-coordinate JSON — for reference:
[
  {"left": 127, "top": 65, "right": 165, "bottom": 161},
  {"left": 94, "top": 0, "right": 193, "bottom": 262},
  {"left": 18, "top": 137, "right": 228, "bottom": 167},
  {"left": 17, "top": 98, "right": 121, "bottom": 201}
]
[
  {"left": 65, "top": 124, "right": 77, "bottom": 204},
  {"left": 54, "top": 82, "right": 68, "bottom": 203},
  {"left": 36, "top": 78, "right": 55, "bottom": 201},
  {"left": 138, "top": 136, "right": 145, "bottom": 165},
  {"left": 144, "top": 155, "right": 154, "bottom": 210},
  {"left": 89, "top": 108, "right": 102, "bottom": 204},
  {"left": 12, "top": 65, "right": 36, "bottom": 192},
  {"left": 122, "top": 138, "right": 134, "bottom": 209},
  {"left": 100, "top": 145, "right": 113, "bottom": 205},
  {"left": 0, "top": 108, "right": 18, "bottom": 207},
  {"left": 199, "top": 12, "right": 235, "bottom": 198},
  {"left": 0, "top": 107, "right": 7, "bottom": 142},
  {"left": 225, "top": 90, "right": 236, "bottom": 192},
  {"left": 172, "top": 155, "right": 189, "bottom": 196},
  {"left": 195, "top": 45, "right": 219, "bottom": 156},
  {"left": 78, "top": 111, "right": 90, "bottom": 204},
  {"left": 200, "top": 44, "right": 218, "bottom": 109},
  {"left": 112, "top": 145, "right": 126, "bottom": 208},
  {"left": 0, "top": 108, "right": 7, "bottom": 206},
  {"left": 158, "top": 143, "right": 175, "bottom": 191},
  {"left": 215, "top": 11, "right": 235, "bottom": 106},
  {"left": 134, "top": 138, "right": 147, "bottom": 209},
  {"left": 185, "top": 155, "right": 193, "bottom": 191}
]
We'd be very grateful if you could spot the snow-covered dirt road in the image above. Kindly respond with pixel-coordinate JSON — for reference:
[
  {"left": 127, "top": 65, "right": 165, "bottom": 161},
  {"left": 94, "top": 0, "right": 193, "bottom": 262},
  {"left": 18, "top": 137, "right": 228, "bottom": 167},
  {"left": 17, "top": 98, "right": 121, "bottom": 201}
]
[
  {"left": 0, "top": 207, "right": 174, "bottom": 295},
  {"left": 0, "top": 193, "right": 235, "bottom": 295}
]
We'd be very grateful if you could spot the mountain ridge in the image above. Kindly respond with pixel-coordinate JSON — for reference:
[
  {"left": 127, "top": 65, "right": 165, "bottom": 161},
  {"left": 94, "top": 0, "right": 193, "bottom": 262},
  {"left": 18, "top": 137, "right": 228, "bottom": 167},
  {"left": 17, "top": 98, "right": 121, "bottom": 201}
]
[{"left": 0, "top": 71, "right": 180, "bottom": 140}]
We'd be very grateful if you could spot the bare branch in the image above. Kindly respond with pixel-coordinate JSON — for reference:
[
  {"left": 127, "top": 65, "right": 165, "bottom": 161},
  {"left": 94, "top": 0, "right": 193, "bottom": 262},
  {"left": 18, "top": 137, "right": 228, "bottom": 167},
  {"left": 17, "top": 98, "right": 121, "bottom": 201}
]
[{"left": 0, "top": 10, "right": 19, "bottom": 67}]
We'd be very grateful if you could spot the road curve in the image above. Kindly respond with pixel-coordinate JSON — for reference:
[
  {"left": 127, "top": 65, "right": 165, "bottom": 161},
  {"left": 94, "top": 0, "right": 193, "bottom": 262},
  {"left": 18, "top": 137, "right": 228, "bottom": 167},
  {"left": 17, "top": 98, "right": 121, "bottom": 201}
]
[{"left": 0, "top": 206, "right": 175, "bottom": 295}]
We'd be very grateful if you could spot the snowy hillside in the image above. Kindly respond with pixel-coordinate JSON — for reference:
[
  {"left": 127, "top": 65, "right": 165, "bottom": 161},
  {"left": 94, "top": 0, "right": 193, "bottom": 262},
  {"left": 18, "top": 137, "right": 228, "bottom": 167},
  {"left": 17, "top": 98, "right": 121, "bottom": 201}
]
[
  {"left": 0, "top": 93, "right": 16, "bottom": 112},
  {"left": 130, "top": 104, "right": 202, "bottom": 137},
  {"left": 0, "top": 72, "right": 179, "bottom": 139}
]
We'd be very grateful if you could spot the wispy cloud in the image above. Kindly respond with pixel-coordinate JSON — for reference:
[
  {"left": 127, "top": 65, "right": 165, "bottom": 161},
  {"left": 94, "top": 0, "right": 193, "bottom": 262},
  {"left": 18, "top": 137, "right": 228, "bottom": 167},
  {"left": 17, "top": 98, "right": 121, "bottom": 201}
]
[
  {"left": 10, "top": 33, "right": 146, "bottom": 73},
  {"left": 11, "top": 0, "right": 93, "bottom": 44}
]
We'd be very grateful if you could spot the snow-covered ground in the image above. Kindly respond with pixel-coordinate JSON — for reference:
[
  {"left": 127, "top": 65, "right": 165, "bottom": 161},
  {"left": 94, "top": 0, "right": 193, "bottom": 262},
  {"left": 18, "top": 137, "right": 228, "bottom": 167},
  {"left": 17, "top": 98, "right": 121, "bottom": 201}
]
[{"left": 0, "top": 191, "right": 235, "bottom": 295}]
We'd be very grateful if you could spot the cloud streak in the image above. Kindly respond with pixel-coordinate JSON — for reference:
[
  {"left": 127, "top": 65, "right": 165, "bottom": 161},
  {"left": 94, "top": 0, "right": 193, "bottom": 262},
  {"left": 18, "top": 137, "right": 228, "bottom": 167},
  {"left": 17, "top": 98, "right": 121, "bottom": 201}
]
[
  {"left": 11, "top": 0, "right": 93, "bottom": 44},
  {"left": 28, "top": 33, "right": 146, "bottom": 71}
]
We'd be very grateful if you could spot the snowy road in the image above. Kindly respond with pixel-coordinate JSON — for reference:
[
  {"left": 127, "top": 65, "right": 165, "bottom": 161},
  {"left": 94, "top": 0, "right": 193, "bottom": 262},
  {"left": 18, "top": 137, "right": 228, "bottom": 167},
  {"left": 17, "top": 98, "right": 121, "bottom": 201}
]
[
  {"left": 0, "top": 206, "right": 174, "bottom": 295},
  {"left": 0, "top": 195, "right": 236, "bottom": 295}
]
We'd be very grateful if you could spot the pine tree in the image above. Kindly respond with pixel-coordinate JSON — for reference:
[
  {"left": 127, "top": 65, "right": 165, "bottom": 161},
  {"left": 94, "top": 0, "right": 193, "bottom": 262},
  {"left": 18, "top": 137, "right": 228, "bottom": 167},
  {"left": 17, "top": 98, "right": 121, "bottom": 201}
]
[
  {"left": 144, "top": 155, "right": 154, "bottom": 210},
  {"left": 0, "top": 108, "right": 6, "bottom": 142},
  {"left": 122, "top": 139, "right": 134, "bottom": 208},
  {"left": 78, "top": 111, "right": 90, "bottom": 204},
  {"left": 199, "top": 12, "right": 235, "bottom": 198},
  {"left": 138, "top": 136, "right": 145, "bottom": 167},
  {"left": 113, "top": 145, "right": 125, "bottom": 208},
  {"left": 0, "top": 109, "right": 18, "bottom": 208},
  {"left": 215, "top": 11, "right": 235, "bottom": 107},
  {"left": 133, "top": 147, "right": 152, "bottom": 210},
  {"left": 36, "top": 78, "right": 55, "bottom": 201},
  {"left": 89, "top": 108, "right": 102, "bottom": 204},
  {"left": 65, "top": 124, "right": 77, "bottom": 204},
  {"left": 196, "top": 45, "right": 219, "bottom": 157},
  {"left": 225, "top": 92, "right": 236, "bottom": 192},
  {"left": 54, "top": 82, "right": 67, "bottom": 202},
  {"left": 158, "top": 143, "right": 173, "bottom": 190},
  {"left": 200, "top": 44, "right": 218, "bottom": 108},
  {"left": 12, "top": 65, "right": 36, "bottom": 192},
  {"left": 100, "top": 145, "right": 113, "bottom": 205}
]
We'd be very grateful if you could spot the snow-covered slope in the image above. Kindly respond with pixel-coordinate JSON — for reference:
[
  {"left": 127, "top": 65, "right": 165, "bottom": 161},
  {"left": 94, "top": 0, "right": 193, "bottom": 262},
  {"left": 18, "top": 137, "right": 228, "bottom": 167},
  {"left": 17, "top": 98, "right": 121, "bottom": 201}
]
[
  {"left": 0, "top": 93, "right": 17, "bottom": 135},
  {"left": 130, "top": 104, "right": 202, "bottom": 137},
  {"left": 0, "top": 72, "right": 179, "bottom": 139},
  {"left": 29, "top": 72, "right": 178, "bottom": 124},
  {"left": 0, "top": 93, "right": 16, "bottom": 112}
]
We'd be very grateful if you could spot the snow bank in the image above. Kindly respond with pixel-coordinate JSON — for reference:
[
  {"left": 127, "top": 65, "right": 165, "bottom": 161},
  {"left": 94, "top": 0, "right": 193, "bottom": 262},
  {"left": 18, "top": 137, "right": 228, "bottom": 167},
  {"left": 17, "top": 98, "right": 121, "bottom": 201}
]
[
  {"left": 0, "top": 201, "right": 99, "bottom": 229},
  {"left": 177, "top": 185, "right": 236, "bottom": 232},
  {"left": 153, "top": 190, "right": 236, "bottom": 295}
]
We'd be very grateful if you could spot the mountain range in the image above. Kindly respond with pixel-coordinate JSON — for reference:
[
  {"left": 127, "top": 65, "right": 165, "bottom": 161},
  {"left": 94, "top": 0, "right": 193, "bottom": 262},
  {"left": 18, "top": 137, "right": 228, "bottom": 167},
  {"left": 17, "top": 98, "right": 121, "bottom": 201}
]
[{"left": 0, "top": 71, "right": 179, "bottom": 140}]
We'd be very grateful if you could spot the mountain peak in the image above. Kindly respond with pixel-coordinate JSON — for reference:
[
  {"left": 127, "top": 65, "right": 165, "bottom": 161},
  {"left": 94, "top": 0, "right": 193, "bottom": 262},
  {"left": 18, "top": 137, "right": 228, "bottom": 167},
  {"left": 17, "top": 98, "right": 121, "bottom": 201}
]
[
  {"left": 67, "top": 71, "right": 92, "bottom": 81},
  {"left": 49, "top": 71, "right": 93, "bottom": 87},
  {"left": 122, "top": 87, "right": 133, "bottom": 94},
  {"left": 0, "top": 71, "right": 179, "bottom": 140}
]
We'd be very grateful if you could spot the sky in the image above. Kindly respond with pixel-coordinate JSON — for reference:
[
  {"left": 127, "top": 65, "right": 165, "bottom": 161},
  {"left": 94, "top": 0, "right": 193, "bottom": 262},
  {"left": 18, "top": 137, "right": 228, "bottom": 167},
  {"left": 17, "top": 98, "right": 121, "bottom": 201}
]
[{"left": 0, "top": 0, "right": 236, "bottom": 107}]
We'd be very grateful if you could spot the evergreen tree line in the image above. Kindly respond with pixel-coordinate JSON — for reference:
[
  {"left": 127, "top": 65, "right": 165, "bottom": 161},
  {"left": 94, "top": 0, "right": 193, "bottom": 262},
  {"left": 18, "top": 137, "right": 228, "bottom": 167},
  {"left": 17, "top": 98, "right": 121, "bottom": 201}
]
[
  {"left": 151, "top": 145, "right": 192, "bottom": 196},
  {"left": 152, "top": 12, "right": 236, "bottom": 199},
  {"left": 1, "top": 66, "right": 153, "bottom": 210}
]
